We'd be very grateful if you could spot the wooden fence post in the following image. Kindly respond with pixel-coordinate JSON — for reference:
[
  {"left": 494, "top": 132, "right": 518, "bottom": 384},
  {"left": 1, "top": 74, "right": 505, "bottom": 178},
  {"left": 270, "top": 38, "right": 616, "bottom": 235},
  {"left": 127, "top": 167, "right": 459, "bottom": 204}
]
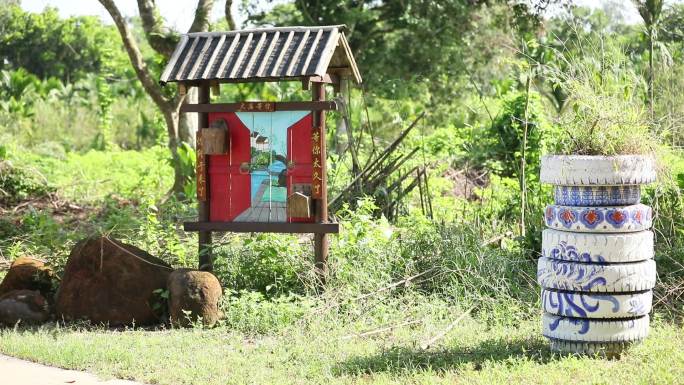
[
  {"left": 312, "top": 82, "right": 329, "bottom": 285},
  {"left": 197, "top": 83, "right": 213, "bottom": 271}
]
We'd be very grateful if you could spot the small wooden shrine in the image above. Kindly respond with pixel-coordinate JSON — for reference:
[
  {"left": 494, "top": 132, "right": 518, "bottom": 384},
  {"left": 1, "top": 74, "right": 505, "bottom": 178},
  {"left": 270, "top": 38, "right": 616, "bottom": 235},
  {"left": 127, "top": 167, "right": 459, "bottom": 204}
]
[{"left": 159, "top": 25, "right": 362, "bottom": 280}]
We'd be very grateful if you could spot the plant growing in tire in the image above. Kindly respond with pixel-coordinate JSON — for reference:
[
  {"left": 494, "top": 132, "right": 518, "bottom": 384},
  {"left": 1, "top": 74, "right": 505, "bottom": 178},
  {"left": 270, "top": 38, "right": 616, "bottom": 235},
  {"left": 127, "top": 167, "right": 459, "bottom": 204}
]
[{"left": 538, "top": 48, "right": 659, "bottom": 356}]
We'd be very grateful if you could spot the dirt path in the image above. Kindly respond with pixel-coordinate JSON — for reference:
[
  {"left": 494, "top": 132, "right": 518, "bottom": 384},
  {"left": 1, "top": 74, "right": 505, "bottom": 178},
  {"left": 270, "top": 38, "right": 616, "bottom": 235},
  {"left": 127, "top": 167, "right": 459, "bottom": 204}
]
[{"left": 0, "top": 354, "right": 147, "bottom": 385}]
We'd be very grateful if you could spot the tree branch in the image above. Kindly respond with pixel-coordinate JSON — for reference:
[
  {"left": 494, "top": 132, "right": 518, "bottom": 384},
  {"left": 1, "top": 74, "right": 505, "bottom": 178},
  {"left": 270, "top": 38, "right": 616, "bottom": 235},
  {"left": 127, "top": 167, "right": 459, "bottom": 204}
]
[
  {"left": 189, "top": 0, "right": 215, "bottom": 33},
  {"left": 136, "top": 0, "right": 179, "bottom": 59},
  {"left": 98, "top": 0, "right": 171, "bottom": 110},
  {"left": 225, "top": 0, "right": 236, "bottom": 30}
]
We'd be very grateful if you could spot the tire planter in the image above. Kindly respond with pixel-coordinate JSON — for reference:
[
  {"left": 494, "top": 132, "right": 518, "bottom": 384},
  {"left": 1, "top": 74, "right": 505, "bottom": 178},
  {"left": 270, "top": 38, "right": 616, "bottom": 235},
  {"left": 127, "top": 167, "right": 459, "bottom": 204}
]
[
  {"left": 541, "top": 289, "right": 652, "bottom": 318},
  {"left": 542, "top": 229, "right": 654, "bottom": 263},
  {"left": 549, "top": 339, "right": 631, "bottom": 357},
  {"left": 553, "top": 185, "right": 641, "bottom": 207},
  {"left": 537, "top": 258, "right": 656, "bottom": 293},
  {"left": 539, "top": 155, "right": 656, "bottom": 355},
  {"left": 540, "top": 155, "right": 656, "bottom": 186},
  {"left": 544, "top": 204, "right": 652, "bottom": 233},
  {"left": 542, "top": 313, "right": 650, "bottom": 342}
]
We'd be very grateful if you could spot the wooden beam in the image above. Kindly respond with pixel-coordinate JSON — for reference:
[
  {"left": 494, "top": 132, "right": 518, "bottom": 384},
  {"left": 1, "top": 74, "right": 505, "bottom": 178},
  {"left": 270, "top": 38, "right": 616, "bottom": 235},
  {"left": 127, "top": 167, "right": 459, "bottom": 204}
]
[
  {"left": 309, "top": 74, "right": 338, "bottom": 84},
  {"left": 312, "top": 82, "right": 329, "bottom": 285},
  {"left": 183, "top": 222, "right": 339, "bottom": 234},
  {"left": 197, "top": 84, "right": 212, "bottom": 272},
  {"left": 181, "top": 101, "right": 337, "bottom": 113}
]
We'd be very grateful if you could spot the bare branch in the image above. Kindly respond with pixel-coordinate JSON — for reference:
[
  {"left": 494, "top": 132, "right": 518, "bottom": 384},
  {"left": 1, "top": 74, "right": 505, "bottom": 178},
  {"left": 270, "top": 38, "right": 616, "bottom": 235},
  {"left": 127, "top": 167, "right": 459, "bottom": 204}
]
[
  {"left": 98, "top": 0, "right": 171, "bottom": 110},
  {"left": 136, "top": 0, "right": 179, "bottom": 58},
  {"left": 189, "top": 0, "right": 215, "bottom": 33},
  {"left": 225, "top": 0, "right": 236, "bottom": 30}
]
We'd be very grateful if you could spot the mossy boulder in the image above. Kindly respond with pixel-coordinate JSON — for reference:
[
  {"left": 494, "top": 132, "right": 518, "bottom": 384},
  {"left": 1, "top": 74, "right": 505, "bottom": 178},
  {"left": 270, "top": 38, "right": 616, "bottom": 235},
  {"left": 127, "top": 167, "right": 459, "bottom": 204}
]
[
  {"left": 0, "top": 290, "right": 49, "bottom": 326},
  {"left": 168, "top": 269, "right": 222, "bottom": 327},
  {"left": 55, "top": 236, "right": 171, "bottom": 326},
  {"left": 0, "top": 257, "right": 54, "bottom": 299}
]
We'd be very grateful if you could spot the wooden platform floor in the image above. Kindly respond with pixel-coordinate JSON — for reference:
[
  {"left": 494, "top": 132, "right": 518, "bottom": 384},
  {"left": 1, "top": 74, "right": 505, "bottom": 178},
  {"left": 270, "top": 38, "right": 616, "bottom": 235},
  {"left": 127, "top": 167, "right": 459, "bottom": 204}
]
[{"left": 234, "top": 180, "right": 287, "bottom": 222}]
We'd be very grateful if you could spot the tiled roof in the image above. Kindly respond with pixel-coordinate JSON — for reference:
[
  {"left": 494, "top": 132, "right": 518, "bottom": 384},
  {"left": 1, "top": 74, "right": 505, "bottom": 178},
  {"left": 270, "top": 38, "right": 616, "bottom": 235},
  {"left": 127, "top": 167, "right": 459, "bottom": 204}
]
[{"left": 160, "top": 25, "right": 361, "bottom": 85}]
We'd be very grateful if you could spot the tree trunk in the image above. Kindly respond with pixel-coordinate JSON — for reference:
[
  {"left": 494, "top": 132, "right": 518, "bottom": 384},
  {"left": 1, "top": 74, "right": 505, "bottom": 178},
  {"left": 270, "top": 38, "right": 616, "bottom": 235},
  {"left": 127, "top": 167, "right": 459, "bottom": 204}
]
[
  {"left": 178, "top": 88, "right": 198, "bottom": 146},
  {"left": 225, "top": 0, "right": 236, "bottom": 30},
  {"left": 161, "top": 107, "right": 185, "bottom": 194}
]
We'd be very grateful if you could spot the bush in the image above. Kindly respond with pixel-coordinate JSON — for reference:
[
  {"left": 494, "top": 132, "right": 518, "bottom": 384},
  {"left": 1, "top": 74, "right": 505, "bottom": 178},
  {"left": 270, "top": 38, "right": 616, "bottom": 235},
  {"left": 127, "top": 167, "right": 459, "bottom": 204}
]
[
  {"left": 0, "top": 160, "right": 53, "bottom": 206},
  {"left": 212, "top": 233, "right": 313, "bottom": 297},
  {"left": 481, "top": 90, "right": 552, "bottom": 178},
  {"left": 546, "top": 36, "right": 657, "bottom": 156}
]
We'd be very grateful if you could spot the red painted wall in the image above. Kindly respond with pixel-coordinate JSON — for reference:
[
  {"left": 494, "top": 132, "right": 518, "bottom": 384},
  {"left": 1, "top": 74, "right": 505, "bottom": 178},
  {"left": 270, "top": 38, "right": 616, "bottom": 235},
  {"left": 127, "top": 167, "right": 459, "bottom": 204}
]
[
  {"left": 207, "top": 111, "right": 314, "bottom": 223},
  {"left": 287, "top": 113, "right": 314, "bottom": 222},
  {"left": 208, "top": 112, "right": 251, "bottom": 221}
]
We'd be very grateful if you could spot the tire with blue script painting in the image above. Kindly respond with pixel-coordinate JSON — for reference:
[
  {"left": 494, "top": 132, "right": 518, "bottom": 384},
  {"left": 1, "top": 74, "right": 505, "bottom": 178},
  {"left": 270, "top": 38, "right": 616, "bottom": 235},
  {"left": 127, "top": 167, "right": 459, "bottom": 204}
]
[
  {"left": 542, "top": 313, "right": 650, "bottom": 342},
  {"left": 541, "top": 289, "right": 652, "bottom": 318},
  {"left": 544, "top": 204, "right": 652, "bottom": 233},
  {"left": 540, "top": 155, "right": 656, "bottom": 186},
  {"left": 553, "top": 185, "right": 641, "bottom": 206},
  {"left": 542, "top": 229, "right": 654, "bottom": 263},
  {"left": 537, "top": 258, "right": 656, "bottom": 293}
]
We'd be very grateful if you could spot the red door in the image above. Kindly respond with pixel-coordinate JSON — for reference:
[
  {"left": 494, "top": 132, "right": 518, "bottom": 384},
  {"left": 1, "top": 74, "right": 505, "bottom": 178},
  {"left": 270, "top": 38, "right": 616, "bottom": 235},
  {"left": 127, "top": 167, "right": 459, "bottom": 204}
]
[
  {"left": 287, "top": 113, "right": 314, "bottom": 222},
  {"left": 208, "top": 112, "right": 251, "bottom": 221}
]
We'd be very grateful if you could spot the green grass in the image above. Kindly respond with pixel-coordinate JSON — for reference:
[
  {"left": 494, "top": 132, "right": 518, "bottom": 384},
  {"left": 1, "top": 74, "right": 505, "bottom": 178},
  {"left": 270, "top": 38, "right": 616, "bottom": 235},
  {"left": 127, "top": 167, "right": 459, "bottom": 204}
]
[
  {"left": 12, "top": 144, "right": 172, "bottom": 203},
  {"left": 0, "top": 309, "right": 682, "bottom": 385}
]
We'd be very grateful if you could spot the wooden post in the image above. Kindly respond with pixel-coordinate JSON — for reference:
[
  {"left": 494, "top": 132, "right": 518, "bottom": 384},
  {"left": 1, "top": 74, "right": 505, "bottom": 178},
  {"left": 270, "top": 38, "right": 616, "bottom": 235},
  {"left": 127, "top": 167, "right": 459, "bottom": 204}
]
[
  {"left": 197, "top": 83, "right": 213, "bottom": 271},
  {"left": 312, "top": 82, "right": 328, "bottom": 285}
]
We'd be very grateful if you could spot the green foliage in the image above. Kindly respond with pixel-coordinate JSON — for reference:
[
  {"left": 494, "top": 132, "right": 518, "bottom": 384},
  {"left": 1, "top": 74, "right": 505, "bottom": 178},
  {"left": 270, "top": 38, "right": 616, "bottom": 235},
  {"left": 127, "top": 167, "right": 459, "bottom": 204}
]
[
  {"left": 0, "top": 69, "right": 158, "bottom": 151},
  {"left": 247, "top": 1, "right": 527, "bottom": 100},
  {"left": 539, "top": 21, "right": 657, "bottom": 155},
  {"left": 481, "top": 90, "right": 550, "bottom": 177},
  {"left": 0, "top": 160, "right": 53, "bottom": 206},
  {"left": 175, "top": 143, "right": 197, "bottom": 200},
  {"left": 0, "top": 5, "right": 132, "bottom": 84},
  {"left": 221, "top": 291, "right": 313, "bottom": 334},
  {"left": 330, "top": 198, "right": 401, "bottom": 292},
  {"left": 92, "top": 78, "right": 114, "bottom": 150},
  {"left": 213, "top": 233, "right": 312, "bottom": 297}
]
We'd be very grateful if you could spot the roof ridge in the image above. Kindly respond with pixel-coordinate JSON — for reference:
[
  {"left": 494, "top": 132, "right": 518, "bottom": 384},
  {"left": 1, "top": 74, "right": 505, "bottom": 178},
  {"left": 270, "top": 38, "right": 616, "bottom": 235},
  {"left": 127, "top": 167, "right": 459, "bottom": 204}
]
[{"left": 186, "top": 25, "right": 346, "bottom": 37}]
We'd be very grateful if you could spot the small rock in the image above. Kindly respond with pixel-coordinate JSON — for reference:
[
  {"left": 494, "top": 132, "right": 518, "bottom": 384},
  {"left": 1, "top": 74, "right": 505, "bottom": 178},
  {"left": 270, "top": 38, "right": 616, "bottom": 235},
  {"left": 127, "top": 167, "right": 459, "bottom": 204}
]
[
  {"left": 55, "top": 236, "right": 172, "bottom": 326},
  {"left": 0, "top": 290, "right": 49, "bottom": 326},
  {"left": 168, "top": 269, "right": 222, "bottom": 327},
  {"left": 0, "top": 257, "right": 54, "bottom": 298}
]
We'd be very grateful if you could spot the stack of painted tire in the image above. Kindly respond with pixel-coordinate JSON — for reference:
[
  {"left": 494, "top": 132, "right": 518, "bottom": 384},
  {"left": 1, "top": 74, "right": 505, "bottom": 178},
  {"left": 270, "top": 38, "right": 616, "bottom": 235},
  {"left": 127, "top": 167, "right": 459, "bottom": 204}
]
[{"left": 538, "top": 155, "right": 656, "bottom": 356}]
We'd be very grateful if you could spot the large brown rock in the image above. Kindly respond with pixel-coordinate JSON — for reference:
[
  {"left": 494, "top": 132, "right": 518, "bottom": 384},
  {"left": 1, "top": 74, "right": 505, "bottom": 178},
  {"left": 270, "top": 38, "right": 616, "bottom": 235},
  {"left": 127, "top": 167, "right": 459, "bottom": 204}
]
[
  {"left": 55, "top": 236, "right": 172, "bottom": 326},
  {"left": 168, "top": 269, "right": 222, "bottom": 327},
  {"left": 0, "top": 257, "right": 54, "bottom": 298},
  {"left": 0, "top": 290, "right": 49, "bottom": 326}
]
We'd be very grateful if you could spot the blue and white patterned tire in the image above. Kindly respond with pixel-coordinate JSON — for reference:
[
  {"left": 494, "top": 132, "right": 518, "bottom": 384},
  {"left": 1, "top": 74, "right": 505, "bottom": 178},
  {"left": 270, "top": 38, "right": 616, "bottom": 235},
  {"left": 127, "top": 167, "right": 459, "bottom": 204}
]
[
  {"left": 540, "top": 155, "right": 656, "bottom": 186},
  {"left": 553, "top": 185, "right": 641, "bottom": 206},
  {"left": 541, "top": 289, "right": 652, "bottom": 319},
  {"left": 544, "top": 204, "right": 652, "bottom": 233},
  {"left": 542, "top": 313, "right": 650, "bottom": 342},
  {"left": 542, "top": 229, "right": 654, "bottom": 263},
  {"left": 549, "top": 339, "right": 637, "bottom": 356},
  {"left": 537, "top": 258, "right": 656, "bottom": 293}
]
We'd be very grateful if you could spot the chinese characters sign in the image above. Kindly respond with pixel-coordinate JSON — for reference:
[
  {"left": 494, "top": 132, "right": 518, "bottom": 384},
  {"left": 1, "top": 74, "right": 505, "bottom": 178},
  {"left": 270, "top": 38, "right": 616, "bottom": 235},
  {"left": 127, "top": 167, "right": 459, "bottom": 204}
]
[
  {"left": 311, "top": 124, "right": 323, "bottom": 199},
  {"left": 237, "top": 102, "right": 275, "bottom": 112},
  {"left": 196, "top": 129, "right": 207, "bottom": 201}
]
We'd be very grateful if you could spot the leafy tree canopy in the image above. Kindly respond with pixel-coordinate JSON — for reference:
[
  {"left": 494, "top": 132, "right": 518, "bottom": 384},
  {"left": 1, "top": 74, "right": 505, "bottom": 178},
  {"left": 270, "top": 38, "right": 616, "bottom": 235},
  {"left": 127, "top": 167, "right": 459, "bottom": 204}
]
[{"left": 0, "top": 4, "right": 131, "bottom": 83}]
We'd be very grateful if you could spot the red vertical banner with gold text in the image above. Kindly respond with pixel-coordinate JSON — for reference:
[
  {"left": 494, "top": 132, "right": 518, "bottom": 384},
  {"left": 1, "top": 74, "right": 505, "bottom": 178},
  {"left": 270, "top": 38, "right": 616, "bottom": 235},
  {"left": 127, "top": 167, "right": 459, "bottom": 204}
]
[
  {"left": 196, "top": 129, "right": 207, "bottom": 201},
  {"left": 311, "top": 121, "right": 323, "bottom": 199}
]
